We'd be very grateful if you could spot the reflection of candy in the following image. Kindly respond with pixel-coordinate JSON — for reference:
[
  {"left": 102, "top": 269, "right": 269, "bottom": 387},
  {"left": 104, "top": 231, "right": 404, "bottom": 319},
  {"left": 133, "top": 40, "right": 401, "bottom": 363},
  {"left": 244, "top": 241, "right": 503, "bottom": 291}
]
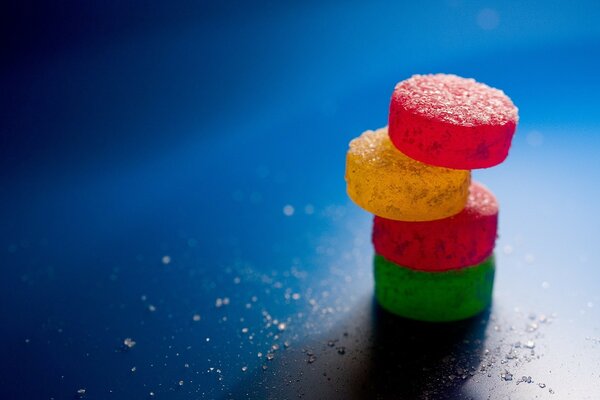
[
  {"left": 389, "top": 74, "right": 518, "bottom": 169},
  {"left": 374, "top": 253, "right": 495, "bottom": 322},
  {"left": 345, "top": 127, "right": 471, "bottom": 221},
  {"left": 372, "top": 182, "right": 498, "bottom": 271}
]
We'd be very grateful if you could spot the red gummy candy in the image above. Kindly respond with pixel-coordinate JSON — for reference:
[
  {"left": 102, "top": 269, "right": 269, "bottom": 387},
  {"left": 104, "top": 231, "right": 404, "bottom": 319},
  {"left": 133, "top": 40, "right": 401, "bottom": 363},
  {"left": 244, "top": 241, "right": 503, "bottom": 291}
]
[
  {"left": 388, "top": 74, "right": 518, "bottom": 169},
  {"left": 372, "top": 182, "right": 498, "bottom": 271}
]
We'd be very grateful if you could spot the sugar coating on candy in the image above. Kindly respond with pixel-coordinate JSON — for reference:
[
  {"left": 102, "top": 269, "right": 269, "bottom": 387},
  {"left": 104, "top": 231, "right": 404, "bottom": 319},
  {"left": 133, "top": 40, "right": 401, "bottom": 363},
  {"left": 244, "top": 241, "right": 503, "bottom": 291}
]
[
  {"left": 345, "top": 127, "right": 471, "bottom": 221},
  {"left": 374, "top": 253, "right": 495, "bottom": 322},
  {"left": 394, "top": 74, "right": 516, "bottom": 126},
  {"left": 372, "top": 181, "right": 498, "bottom": 271},
  {"left": 389, "top": 74, "right": 519, "bottom": 169}
]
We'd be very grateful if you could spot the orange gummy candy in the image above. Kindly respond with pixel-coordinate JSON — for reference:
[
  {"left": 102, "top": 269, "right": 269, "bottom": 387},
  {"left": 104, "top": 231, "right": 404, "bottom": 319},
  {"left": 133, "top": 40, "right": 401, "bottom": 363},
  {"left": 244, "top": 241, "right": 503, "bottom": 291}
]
[{"left": 345, "top": 127, "right": 471, "bottom": 221}]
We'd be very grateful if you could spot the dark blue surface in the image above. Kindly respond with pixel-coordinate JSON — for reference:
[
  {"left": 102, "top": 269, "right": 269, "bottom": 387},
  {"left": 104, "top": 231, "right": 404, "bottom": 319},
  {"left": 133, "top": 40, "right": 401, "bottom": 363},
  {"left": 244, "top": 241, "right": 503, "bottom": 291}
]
[{"left": 2, "top": 1, "right": 600, "bottom": 399}]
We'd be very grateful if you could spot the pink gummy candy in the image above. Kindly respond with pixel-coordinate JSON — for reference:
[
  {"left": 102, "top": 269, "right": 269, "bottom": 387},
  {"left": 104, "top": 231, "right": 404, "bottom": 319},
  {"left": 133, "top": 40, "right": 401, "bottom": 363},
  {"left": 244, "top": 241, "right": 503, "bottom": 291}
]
[
  {"left": 372, "top": 181, "right": 498, "bottom": 271},
  {"left": 388, "top": 74, "right": 518, "bottom": 169}
]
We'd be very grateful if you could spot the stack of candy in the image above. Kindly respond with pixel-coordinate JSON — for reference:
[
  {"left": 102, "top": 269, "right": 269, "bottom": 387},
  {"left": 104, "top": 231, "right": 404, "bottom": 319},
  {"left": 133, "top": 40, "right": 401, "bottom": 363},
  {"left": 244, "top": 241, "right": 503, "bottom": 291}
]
[{"left": 345, "top": 74, "right": 518, "bottom": 322}]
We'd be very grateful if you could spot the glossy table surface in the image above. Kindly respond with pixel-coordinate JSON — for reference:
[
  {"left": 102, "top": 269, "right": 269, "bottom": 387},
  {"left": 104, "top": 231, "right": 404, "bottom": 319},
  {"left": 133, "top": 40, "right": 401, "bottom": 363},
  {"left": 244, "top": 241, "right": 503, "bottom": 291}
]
[{"left": 2, "top": 1, "right": 600, "bottom": 399}]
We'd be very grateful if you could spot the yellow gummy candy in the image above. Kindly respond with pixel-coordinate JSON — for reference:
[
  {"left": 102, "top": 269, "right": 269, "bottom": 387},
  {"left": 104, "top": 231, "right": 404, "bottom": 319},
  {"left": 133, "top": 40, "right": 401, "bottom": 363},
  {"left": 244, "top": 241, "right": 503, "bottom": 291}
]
[{"left": 345, "top": 127, "right": 471, "bottom": 221}]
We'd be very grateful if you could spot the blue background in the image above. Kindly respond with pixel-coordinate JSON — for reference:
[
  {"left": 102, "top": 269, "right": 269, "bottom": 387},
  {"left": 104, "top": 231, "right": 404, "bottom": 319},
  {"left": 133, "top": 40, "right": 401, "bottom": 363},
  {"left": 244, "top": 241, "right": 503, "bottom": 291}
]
[{"left": 2, "top": 1, "right": 600, "bottom": 399}]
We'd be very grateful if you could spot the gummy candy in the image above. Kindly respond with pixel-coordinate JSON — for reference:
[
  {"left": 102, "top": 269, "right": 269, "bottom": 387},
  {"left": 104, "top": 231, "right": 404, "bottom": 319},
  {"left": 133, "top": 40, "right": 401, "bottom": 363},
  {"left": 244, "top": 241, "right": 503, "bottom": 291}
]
[
  {"left": 345, "top": 127, "right": 471, "bottom": 221},
  {"left": 372, "top": 182, "right": 497, "bottom": 271},
  {"left": 388, "top": 74, "right": 518, "bottom": 169},
  {"left": 374, "top": 253, "right": 495, "bottom": 322}
]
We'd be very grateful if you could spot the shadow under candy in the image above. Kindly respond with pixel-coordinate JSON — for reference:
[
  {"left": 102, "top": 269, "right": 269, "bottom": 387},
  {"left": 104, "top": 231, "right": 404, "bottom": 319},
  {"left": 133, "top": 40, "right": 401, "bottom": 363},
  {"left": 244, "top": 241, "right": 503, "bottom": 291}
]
[
  {"left": 231, "top": 296, "right": 490, "bottom": 400},
  {"left": 348, "top": 299, "right": 491, "bottom": 399}
]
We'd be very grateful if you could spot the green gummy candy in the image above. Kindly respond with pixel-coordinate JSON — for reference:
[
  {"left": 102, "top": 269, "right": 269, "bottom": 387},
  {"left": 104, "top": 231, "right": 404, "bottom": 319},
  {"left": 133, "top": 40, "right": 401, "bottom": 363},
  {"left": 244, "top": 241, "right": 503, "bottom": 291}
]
[{"left": 374, "top": 253, "right": 495, "bottom": 322}]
